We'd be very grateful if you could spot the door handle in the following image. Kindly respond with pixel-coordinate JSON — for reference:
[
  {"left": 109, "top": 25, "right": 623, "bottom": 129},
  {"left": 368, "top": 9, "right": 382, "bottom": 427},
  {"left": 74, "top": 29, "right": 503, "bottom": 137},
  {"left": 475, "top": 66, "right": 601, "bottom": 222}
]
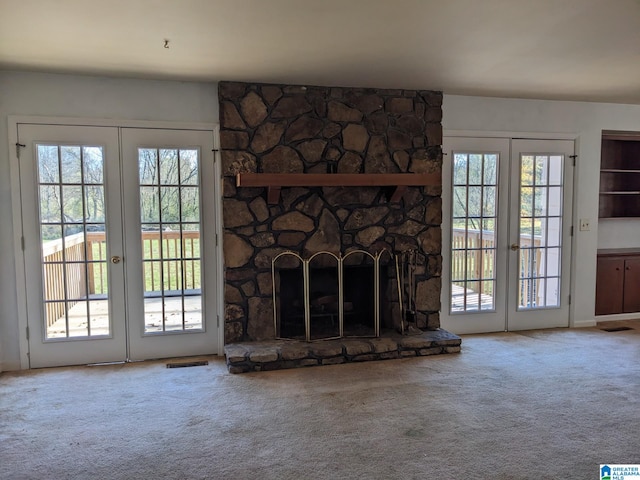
[
  {"left": 111, "top": 256, "right": 122, "bottom": 264},
  {"left": 510, "top": 244, "right": 520, "bottom": 251}
]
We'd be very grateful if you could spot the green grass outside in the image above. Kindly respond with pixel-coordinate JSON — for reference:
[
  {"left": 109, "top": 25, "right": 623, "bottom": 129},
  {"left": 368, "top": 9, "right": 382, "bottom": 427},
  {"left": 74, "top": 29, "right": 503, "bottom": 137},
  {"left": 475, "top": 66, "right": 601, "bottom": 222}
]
[{"left": 89, "top": 238, "right": 201, "bottom": 295}]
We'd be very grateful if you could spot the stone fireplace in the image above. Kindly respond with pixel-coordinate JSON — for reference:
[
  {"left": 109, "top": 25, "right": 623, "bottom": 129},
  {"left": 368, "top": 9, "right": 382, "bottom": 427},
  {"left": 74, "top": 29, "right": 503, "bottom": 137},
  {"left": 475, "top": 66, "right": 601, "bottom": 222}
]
[{"left": 219, "top": 81, "right": 460, "bottom": 372}]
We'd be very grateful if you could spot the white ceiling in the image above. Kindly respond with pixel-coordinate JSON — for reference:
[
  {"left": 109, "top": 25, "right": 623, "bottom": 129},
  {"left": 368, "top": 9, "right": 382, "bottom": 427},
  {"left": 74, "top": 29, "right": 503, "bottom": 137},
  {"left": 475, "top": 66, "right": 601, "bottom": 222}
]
[{"left": 1, "top": 0, "right": 640, "bottom": 104}]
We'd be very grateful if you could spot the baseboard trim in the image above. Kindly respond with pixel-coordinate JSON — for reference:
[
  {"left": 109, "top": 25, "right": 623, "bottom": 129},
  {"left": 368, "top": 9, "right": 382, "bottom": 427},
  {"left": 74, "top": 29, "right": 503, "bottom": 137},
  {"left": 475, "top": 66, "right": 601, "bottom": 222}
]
[
  {"left": 593, "top": 312, "right": 640, "bottom": 323},
  {"left": 0, "top": 360, "right": 23, "bottom": 372},
  {"left": 572, "top": 319, "right": 597, "bottom": 328}
]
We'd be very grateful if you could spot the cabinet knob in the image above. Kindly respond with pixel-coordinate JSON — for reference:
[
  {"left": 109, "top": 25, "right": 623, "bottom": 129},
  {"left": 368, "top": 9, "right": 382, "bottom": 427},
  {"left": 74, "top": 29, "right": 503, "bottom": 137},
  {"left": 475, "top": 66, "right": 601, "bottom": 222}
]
[{"left": 616, "top": 267, "right": 620, "bottom": 270}]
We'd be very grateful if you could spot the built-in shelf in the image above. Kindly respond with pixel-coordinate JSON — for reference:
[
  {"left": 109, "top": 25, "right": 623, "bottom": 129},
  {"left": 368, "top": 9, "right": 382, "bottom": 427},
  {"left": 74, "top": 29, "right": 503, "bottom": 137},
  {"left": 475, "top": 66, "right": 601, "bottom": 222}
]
[
  {"left": 236, "top": 173, "right": 441, "bottom": 204},
  {"left": 600, "top": 191, "right": 640, "bottom": 195},
  {"left": 599, "top": 131, "right": 640, "bottom": 218}
]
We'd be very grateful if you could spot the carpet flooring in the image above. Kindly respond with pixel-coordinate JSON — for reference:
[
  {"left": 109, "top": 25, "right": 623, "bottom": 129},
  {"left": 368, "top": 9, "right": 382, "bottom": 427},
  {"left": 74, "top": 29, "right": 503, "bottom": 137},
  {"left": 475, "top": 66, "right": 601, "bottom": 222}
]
[{"left": 1, "top": 321, "right": 639, "bottom": 479}]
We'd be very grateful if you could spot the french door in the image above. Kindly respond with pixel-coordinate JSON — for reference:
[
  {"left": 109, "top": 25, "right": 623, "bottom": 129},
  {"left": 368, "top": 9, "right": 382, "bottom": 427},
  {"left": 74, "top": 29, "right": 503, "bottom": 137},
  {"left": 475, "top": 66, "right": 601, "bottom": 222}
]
[
  {"left": 16, "top": 123, "right": 219, "bottom": 368},
  {"left": 121, "top": 128, "right": 219, "bottom": 361},
  {"left": 441, "top": 136, "right": 574, "bottom": 334}
]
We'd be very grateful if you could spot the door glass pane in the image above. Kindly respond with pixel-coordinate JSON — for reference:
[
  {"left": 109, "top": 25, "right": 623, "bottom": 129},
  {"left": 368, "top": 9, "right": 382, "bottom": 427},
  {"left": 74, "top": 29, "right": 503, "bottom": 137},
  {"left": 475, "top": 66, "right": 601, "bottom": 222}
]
[
  {"left": 85, "top": 186, "right": 105, "bottom": 223},
  {"left": 534, "top": 187, "right": 547, "bottom": 216},
  {"left": 60, "top": 146, "right": 82, "bottom": 183},
  {"left": 180, "top": 149, "right": 199, "bottom": 185},
  {"left": 451, "top": 152, "right": 499, "bottom": 313},
  {"left": 452, "top": 186, "right": 467, "bottom": 219},
  {"left": 140, "top": 187, "right": 160, "bottom": 222},
  {"left": 83, "top": 147, "right": 104, "bottom": 184},
  {"left": 546, "top": 217, "right": 561, "bottom": 246},
  {"left": 62, "top": 185, "right": 83, "bottom": 222},
  {"left": 520, "top": 187, "right": 533, "bottom": 217},
  {"left": 484, "top": 154, "right": 497, "bottom": 185},
  {"left": 548, "top": 187, "right": 562, "bottom": 216},
  {"left": 38, "top": 145, "right": 59, "bottom": 183},
  {"left": 468, "top": 154, "right": 482, "bottom": 184},
  {"left": 548, "top": 156, "right": 563, "bottom": 185},
  {"left": 36, "top": 144, "right": 110, "bottom": 339},
  {"left": 517, "top": 153, "right": 564, "bottom": 309},
  {"left": 39, "top": 186, "right": 62, "bottom": 223},
  {"left": 160, "top": 187, "right": 180, "bottom": 222},
  {"left": 521, "top": 155, "right": 534, "bottom": 185},
  {"left": 139, "top": 148, "right": 203, "bottom": 333},
  {"left": 483, "top": 187, "right": 496, "bottom": 216},
  {"left": 139, "top": 149, "right": 159, "bottom": 184}
]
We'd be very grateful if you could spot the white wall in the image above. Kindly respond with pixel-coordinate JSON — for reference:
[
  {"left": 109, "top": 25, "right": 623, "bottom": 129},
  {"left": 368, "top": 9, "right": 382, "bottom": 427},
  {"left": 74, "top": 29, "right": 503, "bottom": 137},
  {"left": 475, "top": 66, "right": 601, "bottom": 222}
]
[
  {"left": 443, "top": 95, "right": 640, "bottom": 328},
  {"left": 0, "top": 71, "right": 219, "bottom": 371},
  {"left": 3, "top": 75, "right": 639, "bottom": 369}
]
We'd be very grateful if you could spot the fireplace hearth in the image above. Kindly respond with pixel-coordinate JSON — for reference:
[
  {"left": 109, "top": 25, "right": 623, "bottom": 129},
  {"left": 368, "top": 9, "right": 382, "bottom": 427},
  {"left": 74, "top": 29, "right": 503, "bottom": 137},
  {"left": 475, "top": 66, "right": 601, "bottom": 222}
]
[{"left": 223, "top": 329, "right": 462, "bottom": 373}]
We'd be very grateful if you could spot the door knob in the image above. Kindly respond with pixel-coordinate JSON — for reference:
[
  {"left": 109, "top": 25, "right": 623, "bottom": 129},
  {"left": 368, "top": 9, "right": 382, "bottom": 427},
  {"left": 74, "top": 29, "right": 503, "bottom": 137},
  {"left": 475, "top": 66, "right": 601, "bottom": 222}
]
[
  {"left": 510, "top": 244, "right": 520, "bottom": 251},
  {"left": 111, "top": 256, "right": 122, "bottom": 264}
]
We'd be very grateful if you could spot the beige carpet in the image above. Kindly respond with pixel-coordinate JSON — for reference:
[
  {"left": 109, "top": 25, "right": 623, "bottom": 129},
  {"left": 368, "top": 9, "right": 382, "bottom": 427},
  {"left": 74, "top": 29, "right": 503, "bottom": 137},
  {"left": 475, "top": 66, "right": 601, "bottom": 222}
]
[{"left": 1, "top": 322, "right": 639, "bottom": 479}]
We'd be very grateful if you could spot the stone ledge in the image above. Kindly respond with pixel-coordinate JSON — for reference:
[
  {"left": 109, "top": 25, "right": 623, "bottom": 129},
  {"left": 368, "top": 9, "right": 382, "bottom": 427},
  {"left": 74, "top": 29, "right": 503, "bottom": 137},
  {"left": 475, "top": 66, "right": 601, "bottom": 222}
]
[{"left": 223, "top": 328, "right": 461, "bottom": 373}]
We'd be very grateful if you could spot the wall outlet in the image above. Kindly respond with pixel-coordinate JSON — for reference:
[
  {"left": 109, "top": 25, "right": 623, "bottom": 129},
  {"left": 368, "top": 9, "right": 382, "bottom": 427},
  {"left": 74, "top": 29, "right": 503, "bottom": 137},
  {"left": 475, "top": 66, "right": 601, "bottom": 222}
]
[{"left": 579, "top": 218, "right": 590, "bottom": 231}]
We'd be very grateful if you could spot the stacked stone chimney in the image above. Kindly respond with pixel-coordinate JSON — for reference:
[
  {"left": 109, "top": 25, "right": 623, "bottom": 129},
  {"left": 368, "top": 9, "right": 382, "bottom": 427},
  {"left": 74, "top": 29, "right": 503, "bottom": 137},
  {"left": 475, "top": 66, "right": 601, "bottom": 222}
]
[{"left": 219, "top": 81, "right": 443, "bottom": 343}]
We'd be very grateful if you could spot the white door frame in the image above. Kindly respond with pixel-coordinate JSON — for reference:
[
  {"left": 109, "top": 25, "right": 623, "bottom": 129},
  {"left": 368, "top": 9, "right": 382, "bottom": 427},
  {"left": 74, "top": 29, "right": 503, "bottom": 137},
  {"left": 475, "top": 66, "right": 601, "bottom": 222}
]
[
  {"left": 9, "top": 116, "right": 223, "bottom": 369},
  {"left": 441, "top": 130, "right": 579, "bottom": 332}
]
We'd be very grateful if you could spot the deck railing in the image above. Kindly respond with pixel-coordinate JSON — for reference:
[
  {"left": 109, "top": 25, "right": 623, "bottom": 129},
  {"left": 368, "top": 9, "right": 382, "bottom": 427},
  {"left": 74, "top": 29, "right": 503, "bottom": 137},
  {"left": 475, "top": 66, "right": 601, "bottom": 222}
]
[
  {"left": 42, "top": 232, "right": 88, "bottom": 326},
  {"left": 41, "top": 230, "right": 200, "bottom": 327},
  {"left": 42, "top": 227, "right": 541, "bottom": 326},
  {"left": 451, "top": 228, "right": 542, "bottom": 302}
]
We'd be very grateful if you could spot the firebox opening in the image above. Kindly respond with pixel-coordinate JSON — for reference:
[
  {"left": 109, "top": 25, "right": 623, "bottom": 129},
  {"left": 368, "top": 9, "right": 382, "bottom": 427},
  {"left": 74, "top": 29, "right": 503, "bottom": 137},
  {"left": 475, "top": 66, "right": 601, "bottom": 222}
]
[
  {"left": 277, "top": 268, "right": 306, "bottom": 339},
  {"left": 277, "top": 265, "right": 388, "bottom": 341}
]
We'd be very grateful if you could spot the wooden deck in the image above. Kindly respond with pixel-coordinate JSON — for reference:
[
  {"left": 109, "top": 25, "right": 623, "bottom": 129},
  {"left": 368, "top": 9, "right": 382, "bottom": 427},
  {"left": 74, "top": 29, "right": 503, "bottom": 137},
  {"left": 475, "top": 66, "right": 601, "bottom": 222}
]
[
  {"left": 46, "top": 295, "right": 202, "bottom": 338},
  {"left": 451, "top": 284, "right": 495, "bottom": 312}
]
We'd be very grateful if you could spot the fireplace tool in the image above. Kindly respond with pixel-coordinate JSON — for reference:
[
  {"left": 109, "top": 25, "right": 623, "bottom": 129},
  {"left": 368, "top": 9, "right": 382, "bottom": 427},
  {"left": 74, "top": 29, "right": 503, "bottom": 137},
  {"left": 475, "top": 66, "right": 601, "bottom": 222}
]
[
  {"left": 401, "top": 250, "right": 423, "bottom": 335},
  {"left": 395, "top": 253, "right": 405, "bottom": 335},
  {"left": 406, "top": 250, "right": 416, "bottom": 324}
]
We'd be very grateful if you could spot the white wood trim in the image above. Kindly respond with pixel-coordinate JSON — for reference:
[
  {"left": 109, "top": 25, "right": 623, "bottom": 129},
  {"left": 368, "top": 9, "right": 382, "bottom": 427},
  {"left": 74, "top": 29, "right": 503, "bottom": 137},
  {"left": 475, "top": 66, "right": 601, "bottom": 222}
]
[
  {"left": 8, "top": 120, "right": 31, "bottom": 369},
  {"left": 593, "top": 313, "right": 640, "bottom": 323},
  {"left": 567, "top": 140, "right": 581, "bottom": 329},
  {"left": 573, "top": 319, "right": 598, "bottom": 328},
  {"left": 213, "top": 124, "right": 225, "bottom": 354},
  {"left": 444, "top": 129, "right": 578, "bottom": 141},
  {"left": 9, "top": 115, "right": 216, "bottom": 132}
]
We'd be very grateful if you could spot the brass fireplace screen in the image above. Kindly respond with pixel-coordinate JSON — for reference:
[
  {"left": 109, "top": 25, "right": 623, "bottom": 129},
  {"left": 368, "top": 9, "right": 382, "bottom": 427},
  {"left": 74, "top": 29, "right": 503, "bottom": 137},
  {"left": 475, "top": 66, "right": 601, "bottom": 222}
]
[{"left": 272, "top": 250, "right": 393, "bottom": 342}]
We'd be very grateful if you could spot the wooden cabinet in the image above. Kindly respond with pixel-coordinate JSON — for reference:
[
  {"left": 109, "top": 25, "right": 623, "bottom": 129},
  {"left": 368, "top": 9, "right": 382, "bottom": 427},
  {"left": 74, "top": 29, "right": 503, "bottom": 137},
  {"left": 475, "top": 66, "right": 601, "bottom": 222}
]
[
  {"left": 624, "top": 257, "right": 640, "bottom": 313},
  {"left": 596, "top": 249, "right": 640, "bottom": 315},
  {"left": 599, "top": 132, "right": 640, "bottom": 218}
]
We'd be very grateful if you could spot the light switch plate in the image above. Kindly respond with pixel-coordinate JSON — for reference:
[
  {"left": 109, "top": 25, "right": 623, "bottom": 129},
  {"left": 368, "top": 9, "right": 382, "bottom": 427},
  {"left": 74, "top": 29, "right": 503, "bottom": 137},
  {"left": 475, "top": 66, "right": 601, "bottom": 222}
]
[{"left": 579, "top": 218, "right": 590, "bottom": 231}]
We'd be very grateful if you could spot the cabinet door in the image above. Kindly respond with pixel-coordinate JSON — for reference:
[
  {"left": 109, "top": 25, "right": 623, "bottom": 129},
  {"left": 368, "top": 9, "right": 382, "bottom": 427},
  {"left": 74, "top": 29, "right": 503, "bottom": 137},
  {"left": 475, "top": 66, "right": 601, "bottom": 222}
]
[
  {"left": 623, "top": 258, "right": 640, "bottom": 313},
  {"left": 595, "top": 257, "right": 625, "bottom": 315}
]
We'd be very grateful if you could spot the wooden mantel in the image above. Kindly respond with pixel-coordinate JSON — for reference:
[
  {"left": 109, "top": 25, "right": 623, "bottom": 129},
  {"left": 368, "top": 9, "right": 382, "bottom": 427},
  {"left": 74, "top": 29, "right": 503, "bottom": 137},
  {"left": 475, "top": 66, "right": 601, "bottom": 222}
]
[{"left": 236, "top": 173, "right": 441, "bottom": 204}]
